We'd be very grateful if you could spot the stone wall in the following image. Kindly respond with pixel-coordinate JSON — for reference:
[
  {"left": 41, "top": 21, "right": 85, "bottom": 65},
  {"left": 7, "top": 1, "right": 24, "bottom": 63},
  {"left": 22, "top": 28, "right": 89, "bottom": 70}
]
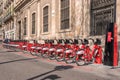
[
  {"left": 116, "top": 0, "right": 120, "bottom": 41},
  {"left": 75, "top": 0, "right": 90, "bottom": 38},
  {"left": 14, "top": 0, "right": 119, "bottom": 46}
]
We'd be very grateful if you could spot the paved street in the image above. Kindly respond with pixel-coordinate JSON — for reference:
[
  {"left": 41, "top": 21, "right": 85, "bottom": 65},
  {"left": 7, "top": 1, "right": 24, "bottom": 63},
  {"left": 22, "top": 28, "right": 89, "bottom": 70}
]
[{"left": 0, "top": 46, "right": 120, "bottom": 80}]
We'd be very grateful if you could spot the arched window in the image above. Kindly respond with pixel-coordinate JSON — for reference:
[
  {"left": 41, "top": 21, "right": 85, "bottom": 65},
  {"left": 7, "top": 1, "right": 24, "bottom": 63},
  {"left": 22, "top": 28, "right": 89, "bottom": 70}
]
[{"left": 43, "top": 6, "right": 49, "bottom": 32}]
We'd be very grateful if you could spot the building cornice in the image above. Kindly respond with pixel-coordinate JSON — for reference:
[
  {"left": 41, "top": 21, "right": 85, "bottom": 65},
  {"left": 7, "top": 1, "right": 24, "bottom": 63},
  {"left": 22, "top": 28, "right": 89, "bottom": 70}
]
[{"left": 14, "top": 0, "right": 31, "bottom": 12}]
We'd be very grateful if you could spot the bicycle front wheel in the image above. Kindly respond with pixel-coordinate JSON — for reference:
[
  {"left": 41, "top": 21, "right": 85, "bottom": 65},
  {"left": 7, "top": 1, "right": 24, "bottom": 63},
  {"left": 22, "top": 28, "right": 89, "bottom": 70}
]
[
  {"left": 64, "top": 53, "right": 75, "bottom": 64},
  {"left": 75, "top": 54, "right": 85, "bottom": 66}
]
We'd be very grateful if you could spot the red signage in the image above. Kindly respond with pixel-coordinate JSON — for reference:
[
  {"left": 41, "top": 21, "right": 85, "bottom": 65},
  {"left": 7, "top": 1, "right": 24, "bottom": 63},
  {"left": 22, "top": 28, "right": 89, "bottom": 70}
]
[{"left": 107, "top": 32, "right": 112, "bottom": 42}]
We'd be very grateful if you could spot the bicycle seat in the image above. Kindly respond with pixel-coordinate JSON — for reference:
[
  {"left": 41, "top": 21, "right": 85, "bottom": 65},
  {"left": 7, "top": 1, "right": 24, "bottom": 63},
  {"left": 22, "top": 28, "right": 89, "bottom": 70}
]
[
  {"left": 58, "top": 39, "right": 62, "bottom": 43},
  {"left": 49, "top": 40, "right": 54, "bottom": 43},
  {"left": 83, "top": 39, "right": 89, "bottom": 44},
  {"left": 74, "top": 39, "right": 79, "bottom": 44},
  {"left": 65, "top": 39, "right": 70, "bottom": 44},
  {"left": 44, "top": 40, "right": 49, "bottom": 43}
]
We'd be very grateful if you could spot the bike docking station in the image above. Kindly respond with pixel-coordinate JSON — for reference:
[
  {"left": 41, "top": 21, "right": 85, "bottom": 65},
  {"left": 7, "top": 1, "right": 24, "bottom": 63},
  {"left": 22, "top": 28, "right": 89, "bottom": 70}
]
[{"left": 104, "top": 23, "right": 119, "bottom": 68}]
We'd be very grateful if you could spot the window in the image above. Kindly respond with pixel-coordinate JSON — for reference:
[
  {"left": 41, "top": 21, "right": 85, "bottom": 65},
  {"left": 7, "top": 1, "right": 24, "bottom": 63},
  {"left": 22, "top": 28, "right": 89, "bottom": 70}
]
[
  {"left": 24, "top": 17, "right": 27, "bottom": 35},
  {"left": 32, "top": 13, "right": 36, "bottom": 34},
  {"left": 60, "top": 0, "right": 70, "bottom": 30},
  {"left": 43, "top": 6, "right": 49, "bottom": 32}
]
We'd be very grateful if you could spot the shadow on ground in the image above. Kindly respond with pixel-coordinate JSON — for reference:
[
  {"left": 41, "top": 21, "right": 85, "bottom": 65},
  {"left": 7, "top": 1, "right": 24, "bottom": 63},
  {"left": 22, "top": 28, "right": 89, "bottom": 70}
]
[
  {"left": 0, "top": 58, "right": 37, "bottom": 65},
  {"left": 0, "top": 50, "right": 21, "bottom": 53},
  {"left": 41, "top": 74, "right": 61, "bottom": 80},
  {"left": 6, "top": 50, "right": 20, "bottom": 52},
  {"left": 27, "top": 65, "right": 73, "bottom": 80},
  {"left": 110, "top": 66, "right": 120, "bottom": 69}
]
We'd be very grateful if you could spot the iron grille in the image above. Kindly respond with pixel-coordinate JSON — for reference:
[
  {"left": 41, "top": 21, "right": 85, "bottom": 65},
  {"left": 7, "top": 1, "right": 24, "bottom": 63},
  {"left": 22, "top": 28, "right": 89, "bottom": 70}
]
[
  {"left": 43, "top": 6, "right": 49, "bottom": 32},
  {"left": 60, "top": 0, "right": 70, "bottom": 30},
  {"left": 24, "top": 17, "right": 27, "bottom": 35},
  {"left": 90, "top": 0, "right": 116, "bottom": 35},
  {"left": 32, "top": 13, "right": 36, "bottom": 34}
]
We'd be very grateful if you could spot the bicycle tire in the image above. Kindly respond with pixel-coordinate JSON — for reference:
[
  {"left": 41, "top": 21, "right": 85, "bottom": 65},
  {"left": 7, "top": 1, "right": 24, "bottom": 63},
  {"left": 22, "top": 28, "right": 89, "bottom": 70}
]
[
  {"left": 41, "top": 52, "right": 49, "bottom": 58},
  {"left": 64, "top": 53, "right": 75, "bottom": 64},
  {"left": 75, "top": 54, "right": 85, "bottom": 66},
  {"left": 48, "top": 52, "right": 56, "bottom": 60},
  {"left": 30, "top": 51, "right": 37, "bottom": 56},
  {"left": 55, "top": 53, "right": 64, "bottom": 62}
]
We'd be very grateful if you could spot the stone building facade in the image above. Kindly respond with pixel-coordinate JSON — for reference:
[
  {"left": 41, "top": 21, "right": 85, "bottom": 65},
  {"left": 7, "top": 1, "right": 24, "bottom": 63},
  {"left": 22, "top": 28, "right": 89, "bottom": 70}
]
[
  {"left": 0, "top": 0, "right": 120, "bottom": 43},
  {"left": 0, "top": 0, "right": 3, "bottom": 40},
  {"left": 14, "top": 0, "right": 91, "bottom": 40},
  {"left": 3, "top": 0, "right": 15, "bottom": 39}
]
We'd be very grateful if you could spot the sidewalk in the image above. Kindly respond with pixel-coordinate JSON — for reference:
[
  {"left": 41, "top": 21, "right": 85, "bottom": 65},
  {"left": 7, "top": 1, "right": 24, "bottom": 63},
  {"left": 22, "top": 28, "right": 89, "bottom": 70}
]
[
  {"left": 0, "top": 44, "right": 2, "bottom": 49},
  {"left": 14, "top": 50, "right": 120, "bottom": 78},
  {"left": 0, "top": 44, "right": 120, "bottom": 79},
  {"left": 82, "top": 63, "right": 120, "bottom": 78}
]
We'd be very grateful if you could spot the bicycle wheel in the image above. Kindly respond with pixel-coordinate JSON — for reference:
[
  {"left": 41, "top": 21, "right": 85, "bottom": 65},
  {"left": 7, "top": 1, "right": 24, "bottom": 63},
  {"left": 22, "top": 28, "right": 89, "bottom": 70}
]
[
  {"left": 22, "top": 48, "right": 28, "bottom": 54},
  {"left": 64, "top": 53, "right": 75, "bottom": 64},
  {"left": 48, "top": 52, "right": 56, "bottom": 60},
  {"left": 36, "top": 50, "right": 42, "bottom": 57},
  {"left": 30, "top": 50, "right": 37, "bottom": 56},
  {"left": 75, "top": 54, "right": 85, "bottom": 66},
  {"left": 41, "top": 51, "right": 49, "bottom": 58},
  {"left": 55, "top": 53, "right": 64, "bottom": 62}
]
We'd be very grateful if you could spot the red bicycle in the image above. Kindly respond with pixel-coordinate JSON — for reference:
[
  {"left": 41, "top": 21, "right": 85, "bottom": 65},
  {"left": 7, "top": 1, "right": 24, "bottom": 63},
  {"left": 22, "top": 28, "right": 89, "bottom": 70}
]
[
  {"left": 55, "top": 39, "right": 66, "bottom": 62},
  {"left": 74, "top": 39, "right": 92, "bottom": 66},
  {"left": 92, "top": 38, "right": 103, "bottom": 64},
  {"left": 40, "top": 40, "right": 50, "bottom": 58},
  {"left": 63, "top": 39, "right": 79, "bottom": 64},
  {"left": 47, "top": 39, "right": 58, "bottom": 60}
]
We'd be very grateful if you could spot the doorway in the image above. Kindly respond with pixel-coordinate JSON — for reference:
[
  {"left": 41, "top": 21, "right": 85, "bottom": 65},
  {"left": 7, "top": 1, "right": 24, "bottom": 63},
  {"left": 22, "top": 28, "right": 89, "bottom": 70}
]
[{"left": 90, "top": 0, "right": 116, "bottom": 35}]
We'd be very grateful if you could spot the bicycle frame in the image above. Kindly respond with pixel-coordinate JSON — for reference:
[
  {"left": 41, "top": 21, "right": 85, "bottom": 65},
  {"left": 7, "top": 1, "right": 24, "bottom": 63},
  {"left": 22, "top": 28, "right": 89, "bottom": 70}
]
[{"left": 91, "top": 39, "right": 103, "bottom": 64}]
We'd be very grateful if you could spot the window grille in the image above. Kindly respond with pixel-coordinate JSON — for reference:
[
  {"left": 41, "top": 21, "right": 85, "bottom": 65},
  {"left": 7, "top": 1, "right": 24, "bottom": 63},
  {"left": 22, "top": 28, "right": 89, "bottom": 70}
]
[
  {"left": 90, "top": 0, "right": 116, "bottom": 35},
  {"left": 24, "top": 17, "right": 27, "bottom": 35},
  {"left": 60, "top": 0, "right": 70, "bottom": 30},
  {"left": 43, "top": 6, "right": 49, "bottom": 32},
  {"left": 32, "top": 13, "right": 36, "bottom": 34}
]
